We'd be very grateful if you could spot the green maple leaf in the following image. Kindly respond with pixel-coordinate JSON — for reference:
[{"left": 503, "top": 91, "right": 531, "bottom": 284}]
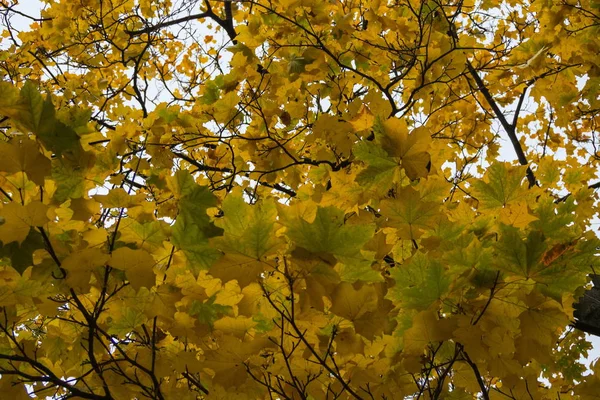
[
  {"left": 531, "top": 197, "right": 576, "bottom": 240},
  {"left": 52, "top": 160, "right": 86, "bottom": 202},
  {"left": 118, "top": 219, "right": 169, "bottom": 251},
  {"left": 214, "top": 192, "right": 280, "bottom": 260},
  {"left": 534, "top": 239, "right": 599, "bottom": 303},
  {"left": 283, "top": 206, "right": 372, "bottom": 257},
  {"left": 200, "top": 76, "right": 224, "bottom": 105},
  {"left": 354, "top": 140, "right": 399, "bottom": 192},
  {"left": 282, "top": 206, "right": 381, "bottom": 282},
  {"left": 39, "top": 108, "right": 82, "bottom": 157},
  {"left": 0, "top": 82, "right": 81, "bottom": 156},
  {"left": 494, "top": 225, "right": 546, "bottom": 277},
  {"left": 171, "top": 171, "right": 223, "bottom": 275},
  {"left": 380, "top": 186, "right": 440, "bottom": 240},
  {"left": 353, "top": 118, "right": 431, "bottom": 192},
  {"left": 18, "top": 81, "right": 45, "bottom": 133},
  {"left": 387, "top": 251, "right": 450, "bottom": 310},
  {"left": 472, "top": 162, "right": 529, "bottom": 209},
  {"left": 0, "top": 228, "right": 45, "bottom": 274},
  {"left": 189, "top": 296, "right": 232, "bottom": 328},
  {"left": 107, "top": 307, "right": 147, "bottom": 336},
  {"left": 287, "top": 54, "right": 313, "bottom": 74}
]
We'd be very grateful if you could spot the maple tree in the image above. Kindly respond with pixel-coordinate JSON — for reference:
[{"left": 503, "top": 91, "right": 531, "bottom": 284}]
[{"left": 0, "top": 0, "right": 599, "bottom": 398}]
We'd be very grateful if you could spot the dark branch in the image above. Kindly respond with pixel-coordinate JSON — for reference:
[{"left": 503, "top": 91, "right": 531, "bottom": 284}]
[{"left": 465, "top": 61, "right": 536, "bottom": 188}]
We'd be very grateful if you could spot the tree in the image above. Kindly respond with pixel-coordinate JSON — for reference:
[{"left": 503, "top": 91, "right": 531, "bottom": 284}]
[{"left": 0, "top": 0, "right": 599, "bottom": 398}]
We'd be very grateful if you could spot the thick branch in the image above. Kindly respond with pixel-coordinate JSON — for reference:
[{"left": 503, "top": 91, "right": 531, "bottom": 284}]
[
  {"left": 126, "top": 12, "right": 211, "bottom": 36},
  {"left": 172, "top": 151, "right": 298, "bottom": 196},
  {"left": 556, "top": 180, "right": 600, "bottom": 203},
  {"left": 466, "top": 62, "right": 536, "bottom": 188},
  {"left": 461, "top": 349, "right": 490, "bottom": 400},
  {"left": 0, "top": 354, "right": 109, "bottom": 400},
  {"left": 0, "top": 2, "right": 52, "bottom": 22},
  {"left": 182, "top": 370, "right": 210, "bottom": 395},
  {"left": 125, "top": 0, "right": 237, "bottom": 42}
]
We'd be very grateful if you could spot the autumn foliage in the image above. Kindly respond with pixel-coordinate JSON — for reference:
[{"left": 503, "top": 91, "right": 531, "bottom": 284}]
[{"left": 0, "top": 0, "right": 600, "bottom": 398}]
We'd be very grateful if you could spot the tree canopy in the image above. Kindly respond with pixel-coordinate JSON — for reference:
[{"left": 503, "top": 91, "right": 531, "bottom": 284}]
[{"left": 0, "top": 0, "right": 599, "bottom": 398}]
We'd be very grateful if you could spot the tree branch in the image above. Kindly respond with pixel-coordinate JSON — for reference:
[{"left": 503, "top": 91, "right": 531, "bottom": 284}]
[
  {"left": 125, "top": 12, "right": 211, "bottom": 36},
  {"left": 466, "top": 61, "right": 536, "bottom": 188}
]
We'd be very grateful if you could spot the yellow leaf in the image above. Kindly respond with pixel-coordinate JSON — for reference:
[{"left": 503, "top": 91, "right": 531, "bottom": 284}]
[
  {"left": 82, "top": 228, "right": 109, "bottom": 247},
  {"left": 0, "top": 377, "right": 32, "bottom": 400},
  {"left": 349, "top": 105, "right": 375, "bottom": 132},
  {"left": 330, "top": 281, "right": 378, "bottom": 321},
  {"left": 110, "top": 247, "right": 157, "bottom": 290},
  {"left": 93, "top": 188, "right": 146, "bottom": 208},
  {"left": 380, "top": 119, "right": 432, "bottom": 180},
  {"left": 214, "top": 280, "right": 243, "bottom": 307},
  {"left": 0, "top": 201, "right": 49, "bottom": 245},
  {"left": 519, "top": 294, "right": 568, "bottom": 347},
  {"left": 498, "top": 202, "right": 538, "bottom": 228},
  {"left": 62, "top": 248, "right": 110, "bottom": 292},
  {"left": 213, "top": 316, "right": 256, "bottom": 339},
  {"left": 0, "top": 138, "right": 51, "bottom": 185},
  {"left": 69, "top": 197, "right": 101, "bottom": 221},
  {"left": 452, "top": 362, "right": 482, "bottom": 393},
  {"left": 203, "top": 335, "right": 274, "bottom": 388},
  {"left": 403, "top": 311, "right": 455, "bottom": 356}
]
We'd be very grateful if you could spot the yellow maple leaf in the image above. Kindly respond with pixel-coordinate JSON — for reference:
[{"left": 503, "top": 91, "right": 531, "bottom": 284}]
[
  {"left": 403, "top": 310, "right": 455, "bottom": 356},
  {"left": 349, "top": 105, "right": 375, "bottom": 132},
  {"left": 93, "top": 187, "right": 147, "bottom": 208},
  {"left": 498, "top": 202, "right": 538, "bottom": 228},
  {"left": 330, "top": 281, "right": 378, "bottom": 321},
  {"left": 380, "top": 119, "right": 432, "bottom": 180},
  {"left": 62, "top": 248, "right": 110, "bottom": 292},
  {"left": 110, "top": 247, "right": 157, "bottom": 290},
  {"left": 0, "top": 201, "right": 48, "bottom": 245},
  {"left": 0, "top": 138, "right": 51, "bottom": 185}
]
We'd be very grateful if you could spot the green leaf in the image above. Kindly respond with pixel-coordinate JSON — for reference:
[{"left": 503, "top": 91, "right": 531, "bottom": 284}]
[
  {"left": 214, "top": 192, "right": 280, "bottom": 259},
  {"left": 189, "top": 296, "right": 232, "bottom": 328},
  {"left": 472, "top": 163, "right": 529, "bottom": 209},
  {"left": 37, "top": 96, "right": 81, "bottom": 156},
  {"left": 172, "top": 171, "right": 223, "bottom": 275},
  {"left": 335, "top": 257, "right": 383, "bottom": 283},
  {"left": 0, "top": 228, "right": 45, "bottom": 274},
  {"left": 287, "top": 54, "right": 312, "bottom": 74},
  {"left": 494, "top": 225, "right": 546, "bottom": 277},
  {"left": 535, "top": 239, "right": 600, "bottom": 302},
  {"left": 284, "top": 206, "right": 373, "bottom": 257},
  {"left": 172, "top": 225, "right": 222, "bottom": 275},
  {"left": 19, "top": 81, "right": 45, "bottom": 132},
  {"left": 282, "top": 206, "right": 380, "bottom": 282},
  {"left": 0, "top": 82, "right": 81, "bottom": 156},
  {"left": 119, "top": 219, "right": 169, "bottom": 251},
  {"left": 353, "top": 140, "right": 398, "bottom": 191},
  {"left": 52, "top": 160, "right": 86, "bottom": 202},
  {"left": 200, "top": 76, "right": 224, "bottom": 105},
  {"left": 380, "top": 187, "right": 439, "bottom": 240},
  {"left": 531, "top": 197, "right": 576, "bottom": 240},
  {"left": 107, "top": 307, "right": 147, "bottom": 336},
  {"left": 387, "top": 251, "right": 450, "bottom": 310}
]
